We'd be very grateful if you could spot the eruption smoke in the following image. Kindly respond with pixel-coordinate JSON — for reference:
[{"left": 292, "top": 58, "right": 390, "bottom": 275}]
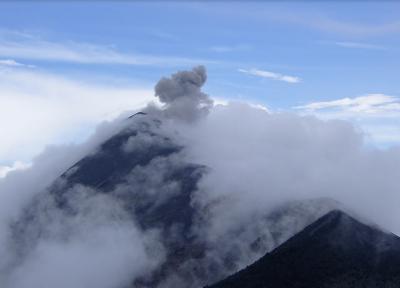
[{"left": 151, "top": 65, "right": 213, "bottom": 122}]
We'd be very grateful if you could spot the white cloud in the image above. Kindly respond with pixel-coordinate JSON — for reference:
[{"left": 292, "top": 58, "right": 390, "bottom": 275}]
[
  {"left": 0, "top": 161, "right": 31, "bottom": 178},
  {"left": 296, "top": 94, "right": 400, "bottom": 116},
  {"left": 213, "top": 97, "right": 270, "bottom": 113},
  {"left": 0, "top": 59, "right": 33, "bottom": 68},
  {"left": 363, "top": 125, "right": 400, "bottom": 145},
  {"left": 179, "top": 102, "right": 400, "bottom": 237},
  {"left": 0, "top": 66, "right": 155, "bottom": 163},
  {"left": 0, "top": 31, "right": 213, "bottom": 67},
  {"left": 238, "top": 68, "right": 301, "bottom": 84},
  {"left": 295, "top": 94, "right": 400, "bottom": 148},
  {"left": 210, "top": 44, "right": 251, "bottom": 53},
  {"left": 335, "top": 41, "right": 386, "bottom": 50}
]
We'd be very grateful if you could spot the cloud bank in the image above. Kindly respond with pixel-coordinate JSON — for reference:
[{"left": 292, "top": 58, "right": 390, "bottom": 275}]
[
  {"left": 295, "top": 94, "right": 400, "bottom": 146},
  {"left": 174, "top": 103, "right": 400, "bottom": 237}
]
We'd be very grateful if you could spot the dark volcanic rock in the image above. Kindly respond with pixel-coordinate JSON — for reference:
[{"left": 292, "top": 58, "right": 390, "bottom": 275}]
[{"left": 208, "top": 210, "right": 400, "bottom": 288}]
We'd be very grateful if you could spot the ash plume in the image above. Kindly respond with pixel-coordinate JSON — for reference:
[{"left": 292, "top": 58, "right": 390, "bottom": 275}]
[{"left": 150, "top": 65, "right": 213, "bottom": 122}]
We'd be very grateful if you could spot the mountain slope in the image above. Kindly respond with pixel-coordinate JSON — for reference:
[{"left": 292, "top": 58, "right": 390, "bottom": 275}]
[
  {"left": 11, "top": 114, "right": 208, "bottom": 286},
  {"left": 209, "top": 210, "right": 400, "bottom": 288}
]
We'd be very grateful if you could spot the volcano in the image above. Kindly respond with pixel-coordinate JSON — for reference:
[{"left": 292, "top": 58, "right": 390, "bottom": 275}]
[
  {"left": 10, "top": 112, "right": 340, "bottom": 288},
  {"left": 208, "top": 210, "right": 400, "bottom": 288},
  {"left": 7, "top": 66, "right": 399, "bottom": 288}
]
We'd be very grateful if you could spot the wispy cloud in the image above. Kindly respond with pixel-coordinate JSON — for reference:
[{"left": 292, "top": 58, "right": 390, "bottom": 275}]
[
  {"left": 238, "top": 68, "right": 301, "bottom": 84},
  {"left": 0, "top": 31, "right": 214, "bottom": 67},
  {"left": 313, "top": 18, "right": 400, "bottom": 37},
  {"left": 274, "top": 9, "right": 400, "bottom": 37},
  {"left": 335, "top": 41, "right": 386, "bottom": 50},
  {"left": 296, "top": 94, "right": 400, "bottom": 116},
  {"left": 210, "top": 44, "right": 251, "bottom": 53},
  {"left": 0, "top": 59, "right": 33, "bottom": 68},
  {"left": 198, "top": 4, "right": 400, "bottom": 37}
]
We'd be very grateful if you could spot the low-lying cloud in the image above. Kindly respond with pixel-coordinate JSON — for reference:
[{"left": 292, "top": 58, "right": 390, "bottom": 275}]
[{"left": 176, "top": 103, "right": 400, "bottom": 237}]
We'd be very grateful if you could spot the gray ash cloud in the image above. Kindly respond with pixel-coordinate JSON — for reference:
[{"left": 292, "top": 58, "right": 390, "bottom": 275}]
[{"left": 150, "top": 65, "right": 213, "bottom": 122}]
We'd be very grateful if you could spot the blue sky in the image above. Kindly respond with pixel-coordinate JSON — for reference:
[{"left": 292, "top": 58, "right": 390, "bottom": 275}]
[{"left": 0, "top": 1, "right": 400, "bottom": 172}]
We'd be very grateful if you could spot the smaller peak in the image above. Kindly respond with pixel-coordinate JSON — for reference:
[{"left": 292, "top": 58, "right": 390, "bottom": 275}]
[
  {"left": 305, "top": 209, "right": 347, "bottom": 227},
  {"left": 269, "top": 208, "right": 400, "bottom": 263},
  {"left": 274, "top": 209, "right": 369, "bottom": 252},
  {"left": 322, "top": 209, "right": 349, "bottom": 222},
  {"left": 303, "top": 209, "right": 358, "bottom": 235}
]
